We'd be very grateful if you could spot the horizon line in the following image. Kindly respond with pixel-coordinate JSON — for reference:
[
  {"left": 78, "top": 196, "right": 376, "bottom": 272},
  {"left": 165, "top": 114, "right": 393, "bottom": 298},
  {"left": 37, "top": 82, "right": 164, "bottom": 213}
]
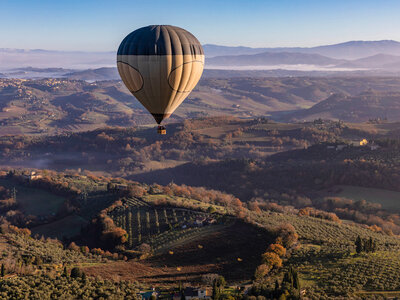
[{"left": 1, "top": 39, "right": 399, "bottom": 53}]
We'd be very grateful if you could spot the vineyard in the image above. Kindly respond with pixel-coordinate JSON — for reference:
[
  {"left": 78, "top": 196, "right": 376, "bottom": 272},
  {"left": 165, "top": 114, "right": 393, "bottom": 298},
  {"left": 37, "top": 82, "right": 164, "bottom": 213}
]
[{"left": 108, "top": 197, "right": 221, "bottom": 251}]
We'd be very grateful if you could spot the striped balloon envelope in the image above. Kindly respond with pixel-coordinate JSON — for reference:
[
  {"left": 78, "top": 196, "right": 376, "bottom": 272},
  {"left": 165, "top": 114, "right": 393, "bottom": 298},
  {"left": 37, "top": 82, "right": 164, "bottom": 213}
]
[{"left": 117, "top": 25, "right": 204, "bottom": 133}]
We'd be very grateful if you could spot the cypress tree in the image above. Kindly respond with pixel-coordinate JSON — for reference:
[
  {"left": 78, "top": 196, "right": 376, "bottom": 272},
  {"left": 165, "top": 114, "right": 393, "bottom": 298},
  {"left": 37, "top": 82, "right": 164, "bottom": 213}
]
[
  {"left": 274, "top": 279, "right": 280, "bottom": 292},
  {"left": 63, "top": 266, "right": 68, "bottom": 277},
  {"left": 212, "top": 276, "right": 225, "bottom": 300},
  {"left": 293, "top": 269, "right": 300, "bottom": 290},
  {"left": 368, "top": 237, "right": 373, "bottom": 252},
  {"left": 1, "top": 263, "right": 5, "bottom": 277},
  {"left": 274, "top": 279, "right": 280, "bottom": 298},
  {"left": 355, "top": 235, "right": 362, "bottom": 253},
  {"left": 212, "top": 279, "right": 219, "bottom": 300}
]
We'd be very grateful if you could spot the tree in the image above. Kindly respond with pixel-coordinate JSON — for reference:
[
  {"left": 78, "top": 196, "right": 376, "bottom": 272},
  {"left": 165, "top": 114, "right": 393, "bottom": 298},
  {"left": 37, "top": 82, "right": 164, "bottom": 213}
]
[
  {"left": 355, "top": 235, "right": 362, "bottom": 254},
  {"left": 279, "top": 267, "right": 301, "bottom": 300},
  {"left": 268, "top": 244, "right": 286, "bottom": 257},
  {"left": 275, "top": 224, "right": 298, "bottom": 248},
  {"left": 68, "top": 242, "right": 80, "bottom": 252},
  {"left": 212, "top": 276, "right": 226, "bottom": 300},
  {"left": 107, "top": 182, "right": 115, "bottom": 192},
  {"left": 207, "top": 206, "right": 216, "bottom": 213},
  {"left": 1, "top": 263, "right": 5, "bottom": 277},
  {"left": 274, "top": 280, "right": 280, "bottom": 298},
  {"left": 62, "top": 266, "right": 68, "bottom": 278},
  {"left": 70, "top": 267, "right": 83, "bottom": 278},
  {"left": 138, "top": 243, "right": 151, "bottom": 254},
  {"left": 254, "top": 264, "right": 270, "bottom": 280},
  {"left": 262, "top": 252, "right": 282, "bottom": 269}
]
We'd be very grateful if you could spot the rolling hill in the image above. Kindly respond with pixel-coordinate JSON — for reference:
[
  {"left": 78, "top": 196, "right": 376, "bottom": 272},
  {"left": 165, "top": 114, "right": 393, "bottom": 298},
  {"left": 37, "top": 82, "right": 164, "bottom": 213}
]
[
  {"left": 2, "top": 168, "right": 400, "bottom": 297},
  {"left": 338, "top": 53, "right": 400, "bottom": 69},
  {"left": 64, "top": 67, "right": 120, "bottom": 81},
  {"left": 286, "top": 90, "right": 400, "bottom": 122},
  {"left": 3, "top": 77, "right": 400, "bottom": 136}
]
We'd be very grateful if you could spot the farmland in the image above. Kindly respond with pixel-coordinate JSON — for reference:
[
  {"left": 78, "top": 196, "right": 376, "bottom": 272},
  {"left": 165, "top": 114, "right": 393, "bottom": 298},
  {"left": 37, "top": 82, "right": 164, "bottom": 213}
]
[
  {"left": 251, "top": 210, "right": 400, "bottom": 298},
  {"left": 0, "top": 178, "right": 66, "bottom": 216},
  {"left": 83, "top": 221, "right": 273, "bottom": 284},
  {"left": 323, "top": 185, "right": 400, "bottom": 211},
  {"left": 2, "top": 169, "right": 400, "bottom": 297},
  {"left": 108, "top": 196, "right": 224, "bottom": 251}
]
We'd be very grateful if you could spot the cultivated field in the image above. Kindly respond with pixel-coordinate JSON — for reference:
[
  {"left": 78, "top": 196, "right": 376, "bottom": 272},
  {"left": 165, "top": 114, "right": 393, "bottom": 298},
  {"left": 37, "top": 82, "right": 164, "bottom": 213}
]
[{"left": 325, "top": 185, "right": 400, "bottom": 211}]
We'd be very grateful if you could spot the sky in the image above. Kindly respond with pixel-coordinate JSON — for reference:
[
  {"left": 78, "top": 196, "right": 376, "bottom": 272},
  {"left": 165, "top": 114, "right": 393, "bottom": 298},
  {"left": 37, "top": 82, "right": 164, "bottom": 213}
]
[{"left": 1, "top": 0, "right": 400, "bottom": 51}]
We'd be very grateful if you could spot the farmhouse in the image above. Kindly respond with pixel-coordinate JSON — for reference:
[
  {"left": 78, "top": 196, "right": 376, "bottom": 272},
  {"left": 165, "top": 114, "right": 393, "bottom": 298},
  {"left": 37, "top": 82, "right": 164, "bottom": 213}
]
[
  {"left": 138, "top": 291, "right": 158, "bottom": 300},
  {"left": 336, "top": 144, "right": 347, "bottom": 151},
  {"left": 115, "top": 184, "right": 128, "bottom": 191},
  {"left": 205, "top": 217, "right": 217, "bottom": 225},
  {"left": 22, "top": 171, "right": 42, "bottom": 181},
  {"left": 351, "top": 138, "right": 368, "bottom": 146},
  {"left": 173, "top": 287, "right": 212, "bottom": 300},
  {"left": 194, "top": 216, "right": 207, "bottom": 227},
  {"left": 370, "top": 143, "right": 380, "bottom": 150}
]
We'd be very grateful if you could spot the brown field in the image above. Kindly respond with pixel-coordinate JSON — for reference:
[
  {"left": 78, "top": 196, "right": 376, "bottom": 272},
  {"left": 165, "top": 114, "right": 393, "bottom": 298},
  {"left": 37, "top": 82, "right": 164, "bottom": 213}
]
[{"left": 83, "top": 221, "right": 271, "bottom": 286}]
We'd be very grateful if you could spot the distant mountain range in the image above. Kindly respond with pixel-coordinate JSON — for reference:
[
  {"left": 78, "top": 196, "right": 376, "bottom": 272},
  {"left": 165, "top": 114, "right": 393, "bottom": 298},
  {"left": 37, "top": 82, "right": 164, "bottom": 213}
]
[
  {"left": 207, "top": 52, "right": 346, "bottom": 67},
  {"left": 3, "top": 40, "right": 400, "bottom": 77},
  {"left": 207, "top": 52, "right": 346, "bottom": 66},
  {"left": 204, "top": 40, "right": 400, "bottom": 59}
]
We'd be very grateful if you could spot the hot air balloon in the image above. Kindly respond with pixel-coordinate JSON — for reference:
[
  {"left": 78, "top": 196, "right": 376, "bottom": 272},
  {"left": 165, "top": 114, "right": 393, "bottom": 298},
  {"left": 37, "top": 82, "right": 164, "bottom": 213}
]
[{"left": 117, "top": 25, "right": 205, "bottom": 134}]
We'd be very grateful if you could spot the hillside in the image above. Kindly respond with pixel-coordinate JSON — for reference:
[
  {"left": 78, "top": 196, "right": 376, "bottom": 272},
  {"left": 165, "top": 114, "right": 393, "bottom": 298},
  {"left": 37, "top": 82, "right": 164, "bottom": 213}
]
[
  {"left": 0, "top": 170, "right": 275, "bottom": 286},
  {"left": 0, "top": 117, "right": 370, "bottom": 178},
  {"left": 1, "top": 169, "right": 400, "bottom": 297},
  {"left": 64, "top": 67, "right": 120, "bottom": 81},
  {"left": 286, "top": 90, "right": 400, "bottom": 122},
  {"left": 4, "top": 77, "right": 400, "bottom": 135},
  {"left": 339, "top": 53, "right": 400, "bottom": 69}
]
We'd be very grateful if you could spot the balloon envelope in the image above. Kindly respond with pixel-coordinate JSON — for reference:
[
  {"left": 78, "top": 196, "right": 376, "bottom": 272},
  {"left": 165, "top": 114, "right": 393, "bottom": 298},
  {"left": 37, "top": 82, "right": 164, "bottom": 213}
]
[{"left": 117, "top": 25, "right": 204, "bottom": 124}]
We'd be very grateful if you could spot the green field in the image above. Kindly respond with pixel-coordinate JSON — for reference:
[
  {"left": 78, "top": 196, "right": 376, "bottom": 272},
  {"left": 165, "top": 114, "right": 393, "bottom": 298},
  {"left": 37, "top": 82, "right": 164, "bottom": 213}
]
[
  {"left": 0, "top": 178, "right": 66, "bottom": 215},
  {"left": 326, "top": 185, "right": 400, "bottom": 211},
  {"left": 31, "top": 214, "right": 87, "bottom": 239}
]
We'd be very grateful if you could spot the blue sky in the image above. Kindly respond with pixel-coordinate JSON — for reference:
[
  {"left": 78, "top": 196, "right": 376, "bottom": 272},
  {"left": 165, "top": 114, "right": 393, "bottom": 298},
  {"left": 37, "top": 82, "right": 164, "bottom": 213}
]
[{"left": 1, "top": 0, "right": 400, "bottom": 51}]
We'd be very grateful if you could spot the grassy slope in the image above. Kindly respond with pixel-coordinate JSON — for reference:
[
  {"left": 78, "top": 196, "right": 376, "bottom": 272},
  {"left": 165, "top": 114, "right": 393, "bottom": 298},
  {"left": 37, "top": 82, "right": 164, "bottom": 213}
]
[
  {"left": 0, "top": 178, "right": 66, "bottom": 215},
  {"left": 253, "top": 211, "right": 400, "bottom": 297},
  {"left": 324, "top": 185, "right": 400, "bottom": 211}
]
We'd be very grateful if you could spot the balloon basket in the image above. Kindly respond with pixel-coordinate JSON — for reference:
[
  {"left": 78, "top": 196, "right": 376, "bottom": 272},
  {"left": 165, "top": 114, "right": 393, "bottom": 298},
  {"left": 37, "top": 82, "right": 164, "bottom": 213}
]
[{"left": 157, "top": 125, "right": 166, "bottom": 135}]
